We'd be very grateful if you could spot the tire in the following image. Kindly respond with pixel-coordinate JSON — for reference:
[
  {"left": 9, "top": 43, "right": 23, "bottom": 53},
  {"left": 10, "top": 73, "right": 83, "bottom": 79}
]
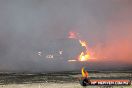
[{"left": 80, "top": 78, "right": 91, "bottom": 86}]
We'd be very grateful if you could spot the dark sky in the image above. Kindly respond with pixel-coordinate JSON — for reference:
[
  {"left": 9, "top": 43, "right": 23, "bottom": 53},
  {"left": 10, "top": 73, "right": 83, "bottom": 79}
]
[{"left": 0, "top": 0, "right": 132, "bottom": 72}]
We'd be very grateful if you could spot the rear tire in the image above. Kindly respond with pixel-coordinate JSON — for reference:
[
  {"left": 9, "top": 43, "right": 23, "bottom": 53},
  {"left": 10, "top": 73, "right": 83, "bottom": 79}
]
[{"left": 80, "top": 78, "right": 91, "bottom": 86}]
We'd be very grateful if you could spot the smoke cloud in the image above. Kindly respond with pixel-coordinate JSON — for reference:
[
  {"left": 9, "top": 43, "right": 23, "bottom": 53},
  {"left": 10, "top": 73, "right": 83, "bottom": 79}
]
[{"left": 0, "top": 0, "right": 131, "bottom": 72}]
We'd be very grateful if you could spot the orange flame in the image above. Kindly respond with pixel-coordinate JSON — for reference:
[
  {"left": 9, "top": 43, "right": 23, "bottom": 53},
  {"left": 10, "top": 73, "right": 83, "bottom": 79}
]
[
  {"left": 78, "top": 39, "right": 91, "bottom": 61},
  {"left": 79, "top": 40, "right": 87, "bottom": 47},
  {"left": 81, "top": 67, "right": 88, "bottom": 77},
  {"left": 79, "top": 52, "right": 90, "bottom": 61},
  {"left": 68, "top": 31, "right": 95, "bottom": 62}
]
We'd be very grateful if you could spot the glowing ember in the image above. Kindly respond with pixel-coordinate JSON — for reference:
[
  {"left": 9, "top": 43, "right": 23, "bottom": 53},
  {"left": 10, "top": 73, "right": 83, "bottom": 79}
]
[{"left": 81, "top": 67, "right": 88, "bottom": 77}]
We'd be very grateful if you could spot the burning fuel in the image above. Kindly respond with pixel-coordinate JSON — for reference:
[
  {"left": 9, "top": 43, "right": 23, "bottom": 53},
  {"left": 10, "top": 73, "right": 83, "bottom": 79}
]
[
  {"left": 81, "top": 67, "right": 88, "bottom": 78},
  {"left": 68, "top": 31, "right": 96, "bottom": 62}
]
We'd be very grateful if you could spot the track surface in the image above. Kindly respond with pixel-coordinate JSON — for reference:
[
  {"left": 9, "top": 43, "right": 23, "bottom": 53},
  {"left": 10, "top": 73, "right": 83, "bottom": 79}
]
[{"left": 0, "top": 72, "right": 131, "bottom": 88}]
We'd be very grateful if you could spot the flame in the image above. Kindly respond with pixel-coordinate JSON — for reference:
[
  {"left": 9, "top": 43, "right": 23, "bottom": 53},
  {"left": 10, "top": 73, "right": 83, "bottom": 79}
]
[
  {"left": 81, "top": 67, "right": 88, "bottom": 77},
  {"left": 79, "top": 52, "right": 90, "bottom": 61},
  {"left": 68, "top": 31, "right": 95, "bottom": 62},
  {"left": 79, "top": 40, "right": 87, "bottom": 48},
  {"left": 78, "top": 39, "right": 91, "bottom": 61}
]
